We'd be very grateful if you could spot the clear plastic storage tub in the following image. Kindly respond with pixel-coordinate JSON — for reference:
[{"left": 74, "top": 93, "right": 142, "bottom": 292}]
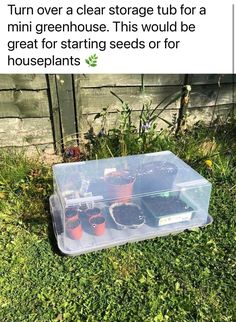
[{"left": 50, "top": 151, "right": 213, "bottom": 255}]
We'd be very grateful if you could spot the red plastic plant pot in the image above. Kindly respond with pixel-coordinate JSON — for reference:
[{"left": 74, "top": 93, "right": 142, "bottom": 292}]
[
  {"left": 89, "top": 215, "right": 106, "bottom": 236},
  {"left": 66, "top": 219, "right": 83, "bottom": 240},
  {"left": 105, "top": 171, "right": 135, "bottom": 203},
  {"left": 86, "top": 207, "right": 102, "bottom": 219},
  {"left": 65, "top": 207, "right": 79, "bottom": 222}
]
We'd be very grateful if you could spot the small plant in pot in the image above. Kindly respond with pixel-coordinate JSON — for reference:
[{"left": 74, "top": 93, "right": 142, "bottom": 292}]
[
  {"left": 89, "top": 215, "right": 106, "bottom": 236},
  {"left": 66, "top": 219, "right": 83, "bottom": 240},
  {"left": 105, "top": 170, "right": 135, "bottom": 203}
]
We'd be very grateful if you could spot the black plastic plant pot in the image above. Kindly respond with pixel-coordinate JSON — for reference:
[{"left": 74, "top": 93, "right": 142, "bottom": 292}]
[
  {"left": 88, "top": 178, "right": 106, "bottom": 196},
  {"left": 134, "top": 161, "right": 178, "bottom": 194}
]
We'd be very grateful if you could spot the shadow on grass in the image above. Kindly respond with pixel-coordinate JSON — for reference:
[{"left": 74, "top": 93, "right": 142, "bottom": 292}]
[
  {"left": 21, "top": 196, "right": 63, "bottom": 256},
  {"left": 44, "top": 198, "right": 63, "bottom": 256},
  {"left": 201, "top": 122, "right": 236, "bottom": 147},
  {"left": 47, "top": 218, "right": 63, "bottom": 256}
]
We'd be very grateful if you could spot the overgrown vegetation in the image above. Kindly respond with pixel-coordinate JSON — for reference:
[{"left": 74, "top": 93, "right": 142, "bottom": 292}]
[
  {"left": 84, "top": 94, "right": 178, "bottom": 159},
  {"left": 0, "top": 116, "right": 236, "bottom": 321}
]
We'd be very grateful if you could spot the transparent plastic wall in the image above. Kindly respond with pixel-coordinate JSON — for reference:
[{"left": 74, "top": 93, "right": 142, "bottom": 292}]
[{"left": 51, "top": 151, "right": 212, "bottom": 255}]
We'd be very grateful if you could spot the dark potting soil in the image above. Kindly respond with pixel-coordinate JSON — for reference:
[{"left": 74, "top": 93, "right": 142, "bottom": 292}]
[
  {"left": 65, "top": 208, "right": 78, "bottom": 218},
  {"left": 143, "top": 196, "right": 193, "bottom": 216},
  {"left": 90, "top": 216, "right": 105, "bottom": 225},
  {"left": 112, "top": 204, "right": 144, "bottom": 226},
  {"left": 66, "top": 219, "right": 81, "bottom": 229}
]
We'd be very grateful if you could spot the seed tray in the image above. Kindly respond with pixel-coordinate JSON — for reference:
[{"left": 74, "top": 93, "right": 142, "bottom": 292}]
[{"left": 142, "top": 195, "right": 195, "bottom": 226}]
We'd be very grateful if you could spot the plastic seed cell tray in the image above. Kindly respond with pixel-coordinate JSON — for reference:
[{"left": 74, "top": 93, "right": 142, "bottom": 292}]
[
  {"left": 141, "top": 195, "right": 195, "bottom": 226},
  {"left": 50, "top": 151, "right": 213, "bottom": 255}
]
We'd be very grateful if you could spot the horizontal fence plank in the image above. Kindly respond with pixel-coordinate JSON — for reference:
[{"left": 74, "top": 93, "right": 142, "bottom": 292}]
[
  {"left": 76, "top": 74, "right": 142, "bottom": 88},
  {"left": 189, "top": 83, "right": 236, "bottom": 108},
  {"left": 0, "top": 74, "right": 47, "bottom": 90},
  {"left": 0, "top": 118, "right": 53, "bottom": 147},
  {"left": 188, "top": 104, "right": 235, "bottom": 123},
  {"left": 0, "top": 90, "right": 50, "bottom": 118},
  {"left": 190, "top": 74, "right": 235, "bottom": 85},
  {"left": 76, "top": 74, "right": 186, "bottom": 88},
  {"left": 143, "top": 74, "right": 185, "bottom": 86},
  {"left": 80, "top": 86, "right": 181, "bottom": 114}
]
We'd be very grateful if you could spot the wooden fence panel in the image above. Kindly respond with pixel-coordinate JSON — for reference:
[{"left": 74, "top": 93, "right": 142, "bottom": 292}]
[
  {"left": 0, "top": 118, "right": 53, "bottom": 147},
  {"left": 75, "top": 74, "right": 185, "bottom": 134},
  {"left": 0, "top": 90, "right": 50, "bottom": 118},
  {"left": 79, "top": 86, "right": 181, "bottom": 115},
  {"left": 75, "top": 74, "right": 235, "bottom": 134},
  {"left": 0, "top": 74, "right": 234, "bottom": 152},
  {"left": 0, "top": 74, "right": 54, "bottom": 152},
  {"left": 190, "top": 74, "right": 235, "bottom": 85},
  {"left": 143, "top": 74, "right": 185, "bottom": 86},
  {"left": 81, "top": 109, "right": 178, "bottom": 133},
  {"left": 189, "top": 84, "right": 235, "bottom": 107},
  {"left": 0, "top": 74, "right": 47, "bottom": 90},
  {"left": 77, "top": 74, "right": 142, "bottom": 88}
]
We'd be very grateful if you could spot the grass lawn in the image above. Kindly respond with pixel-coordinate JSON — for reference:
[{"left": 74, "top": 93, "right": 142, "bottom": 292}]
[{"left": 0, "top": 124, "right": 235, "bottom": 322}]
